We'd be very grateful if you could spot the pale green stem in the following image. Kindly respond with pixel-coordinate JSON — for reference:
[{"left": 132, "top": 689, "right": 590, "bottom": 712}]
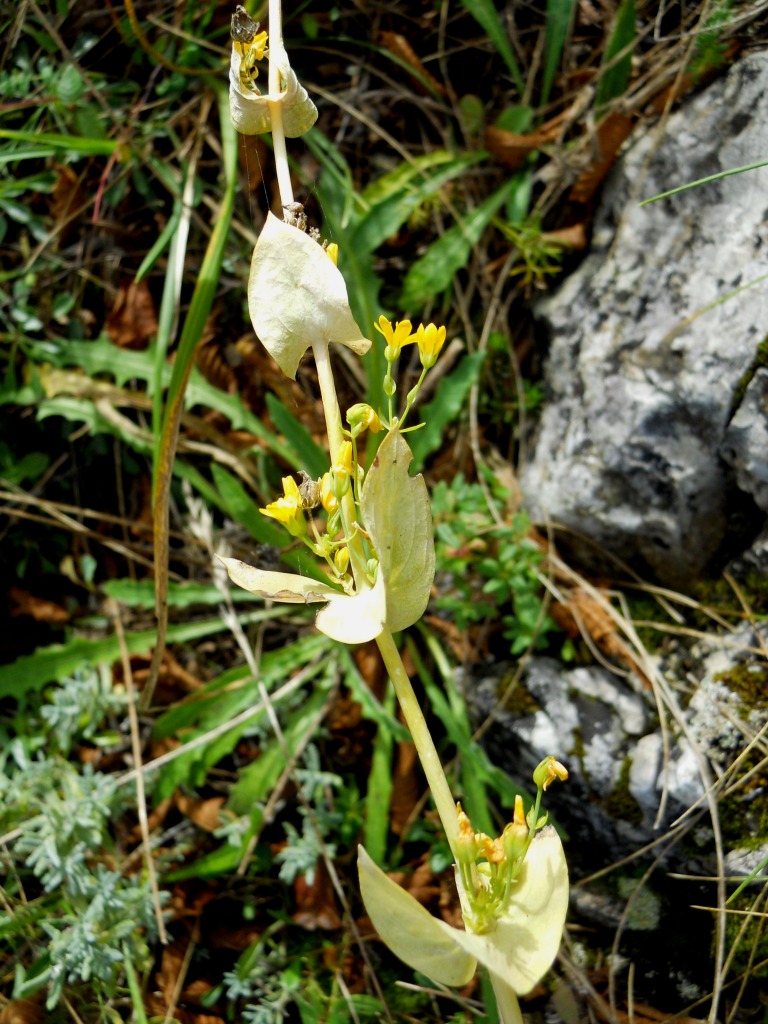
[
  {"left": 311, "top": 338, "right": 369, "bottom": 587},
  {"left": 490, "top": 977, "right": 524, "bottom": 1024},
  {"left": 268, "top": 0, "right": 293, "bottom": 209},
  {"left": 375, "top": 626, "right": 459, "bottom": 860}
]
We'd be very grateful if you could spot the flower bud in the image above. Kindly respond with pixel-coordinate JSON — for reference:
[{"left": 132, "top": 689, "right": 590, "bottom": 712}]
[
  {"left": 331, "top": 441, "right": 353, "bottom": 498},
  {"left": 415, "top": 322, "right": 446, "bottom": 369},
  {"left": 334, "top": 546, "right": 350, "bottom": 574},
  {"left": 346, "top": 403, "right": 382, "bottom": 439},
  {"left": 501, "top": 795, "right": 529, "bottom": 863},
  {"left": 325, "top": 242, "right": 339, "bottom": 265},
  {"left": 533, "top": 755, "right": 569, "bottom": 792},
  {"left": 456, "top": 803, "right": 480, "bottom": 863},
  {"left": 320, "top": 472, "right": 339, "bottom": 515}
]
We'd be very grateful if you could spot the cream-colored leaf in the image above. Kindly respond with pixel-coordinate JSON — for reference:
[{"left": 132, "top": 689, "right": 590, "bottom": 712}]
[
  {"left": 360, "top": 429, "right": 435, "bottom": 633},
  {"left": 248, "top": 214, "right": 371, "bottom": 379},
  {"left": 315, "top": 572, "right": 387, "bottom": 644},
  {"left": 218, "top": 556, "right": 336, "bottom": 604},
  {"left": 229, "top": 43, "right": 318, "bottom": 137},
  {"left": 444, "top": 827, "right": 569, "bottom": 996},
  {"left": 358, "top": 845, "right": 477, "bottom": 988}
]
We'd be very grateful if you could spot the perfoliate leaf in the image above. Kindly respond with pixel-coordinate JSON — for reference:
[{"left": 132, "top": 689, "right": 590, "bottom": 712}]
[
  {"left": 219, "top": 556, "right": 386, "bottom": 645},
  {"left": 357, "top": 845, "right": 477, "bottom": 988},
  {"left": 229, "top": 43, "right": 318, "bottom": 137},
  {"left": 446, "top": 827, "right": 569, "bottom": 995},
  {"left": 248, "top": 214, "right": 371, "bottom": 379},
  {"left": 218, "top": 557, "right": 337, "bottom": 603},
  {"left": 361, "top": 429, "right": 435, "bottom": 633},
  {"left": 315, "top": 572, "right": 387, "bottom": 644},
  {"left": 358, "top": 828, "right": 568, "bottom": 996}
]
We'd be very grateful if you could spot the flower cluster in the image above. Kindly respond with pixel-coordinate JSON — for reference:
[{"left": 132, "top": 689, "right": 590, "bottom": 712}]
[
  {"left": 374, "top": 315, "right": 447, "bottom": 369},
  {"left": 455, "top": 757, "right": 568, "bottom": 934},
  {"left": 257, "top": 313, "right": 448, "bottom": 586}
]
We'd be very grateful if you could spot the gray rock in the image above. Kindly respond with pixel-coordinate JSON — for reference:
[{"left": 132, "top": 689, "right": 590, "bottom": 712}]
[
  {"left": 468, "top": 622, "right": 768, "bottom": 870},
  {"left": 467, "top": 657, "right": 654, "bottom": 864},
  {"left": 721, "top": 367, "right": 768, "bottom": 512},
  {"left": 522, "top": 52, "right": 768, "bottom": 587}
]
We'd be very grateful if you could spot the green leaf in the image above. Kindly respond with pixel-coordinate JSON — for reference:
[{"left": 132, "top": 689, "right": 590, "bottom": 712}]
[
  {"left": 0, "top": 609, "right": 282, "bottom": 700},
  {"left": 542, "top": 0, "right": 577, "bottom": 109},
  {"left": 458, "top": 0, "right": 525, "bottom": 95},
  {"left": 595, "top": 0, "right": 636, "bottom": 108},
  {"left": 228, "top": 683, "right": 333, "bottom": 813},
  {"left": 265, "top": 393, "right": 328, "bottom": 478},
  {"left": 210, "top": 465, "right": 283, "bottom": 547},
  {"left": 364, "top": 686, "right": 396, "bottom": 864},
  {"left": 102, "top": 578, "right": 265, "bottom": 609},
  {"left": 352, "top": 151, "right": 487, "bottom": 255},
  {"left": 360, "top": 429, "right": 435, "bottom": 633},
  {"left": 56, "top": 64, "right": 85, "bottom": 104},
  {"left": 27, "top": 336, "right": 297, "bottom": 466},
  {"left": 151, "top": 637, "right": 330, "bottom": 801},
  {"left": 409, "top": 352, "right": 486, "bottom": 469},
  {"left": 400, "top": 179, "right": 517, "bottom": 309},
  {"left": 0, "top": 128, "right": 120, "bottom": 156}
]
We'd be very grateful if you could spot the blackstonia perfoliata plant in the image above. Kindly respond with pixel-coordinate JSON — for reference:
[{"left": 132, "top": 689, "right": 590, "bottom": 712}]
[{"left": 222, "top": 3, "right": 569, "bottom": 1021}]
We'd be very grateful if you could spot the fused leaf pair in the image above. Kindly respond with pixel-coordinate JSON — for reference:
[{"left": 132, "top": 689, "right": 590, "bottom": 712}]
[
  {"left": 358, "top": 826, "right": 568, "bottom": 997},
  {"left": 229, "top": 37, "right": 317, "bottom": 138},
  {"left": 220, "top": 426, "right": 435, "bottom": 644},
  {"left": 247, "top": 214, "right": 370, "bottom": 379}
]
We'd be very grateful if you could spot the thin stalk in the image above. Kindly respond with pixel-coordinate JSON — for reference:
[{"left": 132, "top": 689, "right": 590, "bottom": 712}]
[
  {"left": 268, "top": 0, "right": 293, "bottom": 209},
  {"left": 490, "top": 977, "right": 523, "bottom": 1024},
  {"left": 375, "top": 626, "right": 459, "bottom": 859}
]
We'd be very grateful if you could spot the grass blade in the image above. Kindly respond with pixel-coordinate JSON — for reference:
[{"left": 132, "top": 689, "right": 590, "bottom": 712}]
[
  {"left": 542, "top": 0, "right": 577, "bottom": 109},
  {"left": 400, "top": 178, "right": 516, "bottom": 309},
  {"left": 595, "top": 0, "right": 636, "bottom": 109},
  {"left": 144, "top": 85, "right": 238, "bottom": 709},
  {"left": 459, "top": 0, "right": 525, "bottom": 95}
]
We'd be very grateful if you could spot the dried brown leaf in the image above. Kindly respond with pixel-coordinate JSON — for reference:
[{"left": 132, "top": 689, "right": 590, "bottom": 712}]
[
  {"left": 292, "top": 860, "right": 342, "bottom": 930},
  {"left": 485, "top": 119, "right": 563, "bottom": 172},
  {"left": 569, "top": 112, "right": 635, "bottom": 204},
  {"left": 174, "top": 793, "right": 225, "bottom": 832},
  {"left": 0, "top": 998, "right": 46, "bottom": 1024},
  {"left": 106, "top": 278, "right": 158, "bottom": 349},
  {"left": 8, "top": 586, "right": 69, "bottom": 624},
  {"left": 378, "top": 31, "right": 447, "bottom": 96}
]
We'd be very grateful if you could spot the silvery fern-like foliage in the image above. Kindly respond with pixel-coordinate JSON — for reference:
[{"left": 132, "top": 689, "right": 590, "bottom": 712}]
[
  {"left": 2, "top": 662, "right": 167, "bottom": 1008},
  {"left": 43, "top": 866, "right": 162, "bottom": 1008},
  {"left": 40, "top": 663, "right": 127, "bottom": 754},
  {"left": 14, "top": 762, "right": 117, "bottom": 892}
]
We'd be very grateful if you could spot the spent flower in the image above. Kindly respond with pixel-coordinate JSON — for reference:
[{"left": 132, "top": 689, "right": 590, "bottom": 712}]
[{"left": 533, "top": 755, "right": 569, "bottom": 791}]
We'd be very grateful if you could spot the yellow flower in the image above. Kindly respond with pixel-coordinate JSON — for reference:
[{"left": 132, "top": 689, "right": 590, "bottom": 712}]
[
  {"left": 414, "top": 322, "right": 446, "bottom": 369},
  {"left": 325, "top": 242, "right": 339, "bottom": 266},
  {"left": 260, "top": 476, "right": 306, "bottom": 537},
  {"left": 374, "top": 315, "right": 415, "bottom": 359}
]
